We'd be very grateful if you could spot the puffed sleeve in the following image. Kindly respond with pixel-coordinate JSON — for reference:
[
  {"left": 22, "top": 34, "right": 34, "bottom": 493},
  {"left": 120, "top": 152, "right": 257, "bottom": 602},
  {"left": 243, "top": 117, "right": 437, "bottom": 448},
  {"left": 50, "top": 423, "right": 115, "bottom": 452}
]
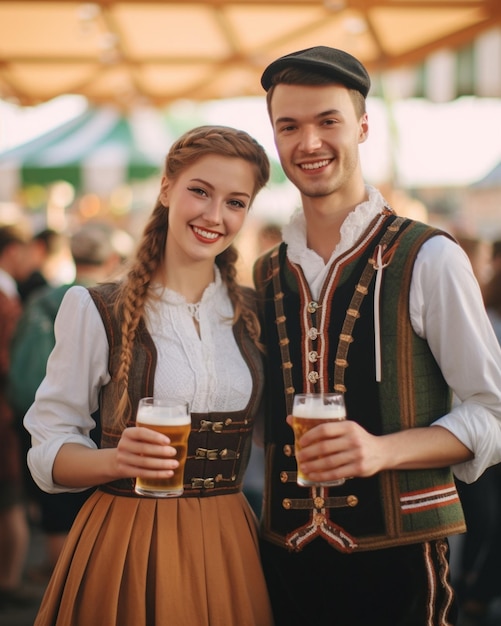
[
  {"left": 410, "top": 236, "right": 501, "bottom": 482},
  {"left": 24, "top": 286, "right": 111, "bottom": 493}
]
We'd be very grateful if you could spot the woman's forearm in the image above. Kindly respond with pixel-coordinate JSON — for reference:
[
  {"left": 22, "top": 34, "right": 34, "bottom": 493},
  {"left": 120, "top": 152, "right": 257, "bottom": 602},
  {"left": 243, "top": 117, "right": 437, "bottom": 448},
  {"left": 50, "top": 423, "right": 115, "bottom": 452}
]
[{"left": 52, "top": 443, "right": 119, "bottom": 489}]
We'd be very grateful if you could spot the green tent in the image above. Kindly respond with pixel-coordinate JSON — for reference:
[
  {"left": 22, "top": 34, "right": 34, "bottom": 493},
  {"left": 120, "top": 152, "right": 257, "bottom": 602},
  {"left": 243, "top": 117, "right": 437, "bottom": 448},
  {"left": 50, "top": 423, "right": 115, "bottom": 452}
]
[{"left": 0, "top": 106, "right": 169, "bottom": 199}]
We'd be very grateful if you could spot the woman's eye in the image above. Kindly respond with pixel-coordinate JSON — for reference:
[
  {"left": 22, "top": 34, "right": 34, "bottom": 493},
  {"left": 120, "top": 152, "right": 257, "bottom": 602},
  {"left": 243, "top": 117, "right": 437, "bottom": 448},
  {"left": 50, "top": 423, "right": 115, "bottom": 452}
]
[
  {"left": 228, "top": 199, "right": 246, "bottom": 209},
  {"left": 188, "top": 187, "right": 207, "bottom": 197}
]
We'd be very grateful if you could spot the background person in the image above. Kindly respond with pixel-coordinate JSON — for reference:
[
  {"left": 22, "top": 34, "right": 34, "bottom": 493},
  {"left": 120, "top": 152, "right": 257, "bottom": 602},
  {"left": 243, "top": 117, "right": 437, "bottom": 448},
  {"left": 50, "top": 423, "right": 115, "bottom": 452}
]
[
  {"left": 0, "top": 224, "right": 40, "bottom": 611},
  {"left": 254, "top": 46, "right": 501, "bottom": 626},
  {"left": 454, "top": 239, "right": 501, "bottom": 625},
  {"left": 24, "top": 125, "right": 274, "bottom": 626},
  {"left": 9, "top": 221, "right": 126, "bottom": 579},
  {"left": 16, "top": 228, "right": 69, "bottom": 304}
]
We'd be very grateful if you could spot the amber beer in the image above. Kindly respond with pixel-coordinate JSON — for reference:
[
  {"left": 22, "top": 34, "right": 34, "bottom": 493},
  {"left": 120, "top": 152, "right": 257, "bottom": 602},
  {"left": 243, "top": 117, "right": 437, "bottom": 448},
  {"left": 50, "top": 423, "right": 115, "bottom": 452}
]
[
  {"left": 135, "top": 397, "right": 191, "bottom": 497},
  {"left": 292, "top": 393, "right": 346, "bottom": 487}
]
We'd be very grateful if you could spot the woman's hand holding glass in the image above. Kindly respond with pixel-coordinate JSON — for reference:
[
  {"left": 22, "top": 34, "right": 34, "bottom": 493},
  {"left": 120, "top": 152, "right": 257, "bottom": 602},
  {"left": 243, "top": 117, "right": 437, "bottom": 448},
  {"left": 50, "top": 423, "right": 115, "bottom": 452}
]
[{"left": 115, "top": 422, "right": 180, "bottom": 486}]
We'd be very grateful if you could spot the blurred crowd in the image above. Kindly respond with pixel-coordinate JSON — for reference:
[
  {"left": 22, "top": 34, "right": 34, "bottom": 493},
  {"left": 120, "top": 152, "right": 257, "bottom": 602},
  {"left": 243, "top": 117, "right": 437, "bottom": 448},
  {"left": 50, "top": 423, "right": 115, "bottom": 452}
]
[
  {"left": 0, "top": 219, "right": 133, "bottom": 613},
  {"left": 452, "top": 234, "right": 501, "bottom": 626}
]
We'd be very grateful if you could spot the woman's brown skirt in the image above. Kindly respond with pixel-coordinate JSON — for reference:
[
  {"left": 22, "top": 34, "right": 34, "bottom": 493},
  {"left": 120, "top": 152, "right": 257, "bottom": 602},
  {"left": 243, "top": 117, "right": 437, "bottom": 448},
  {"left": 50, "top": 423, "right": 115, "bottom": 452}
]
[{"left": 34, "top": 489, "right": 274, "bottom": 626}]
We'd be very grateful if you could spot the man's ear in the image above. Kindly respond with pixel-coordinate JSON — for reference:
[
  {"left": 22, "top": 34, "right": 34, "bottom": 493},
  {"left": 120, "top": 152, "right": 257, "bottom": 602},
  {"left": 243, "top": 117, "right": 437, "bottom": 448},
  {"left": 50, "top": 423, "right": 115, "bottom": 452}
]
[
  {"left": 358, "top": 113, "right": 369, "bottom": 145},
  {"left": 159, "top": 176, "right": 170, "bottom": 205}
]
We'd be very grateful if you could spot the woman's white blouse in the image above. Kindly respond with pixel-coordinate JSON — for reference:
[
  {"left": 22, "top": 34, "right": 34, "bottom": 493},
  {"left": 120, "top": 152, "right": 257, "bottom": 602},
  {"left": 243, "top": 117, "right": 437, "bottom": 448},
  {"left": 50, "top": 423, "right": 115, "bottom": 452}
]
[{"left": 25, "top": 270, "right": 253, "bottom": 493}]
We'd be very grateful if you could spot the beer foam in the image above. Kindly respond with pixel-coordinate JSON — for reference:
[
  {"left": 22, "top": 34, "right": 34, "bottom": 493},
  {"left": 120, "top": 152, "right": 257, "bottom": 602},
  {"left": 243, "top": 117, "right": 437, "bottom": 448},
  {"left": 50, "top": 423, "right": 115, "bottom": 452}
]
[
  {"left": 137, "top": 406, "right": 190, "bottom": 425},
  {"left": 293, "top": 397, "right": 345, "bottom": 419}
]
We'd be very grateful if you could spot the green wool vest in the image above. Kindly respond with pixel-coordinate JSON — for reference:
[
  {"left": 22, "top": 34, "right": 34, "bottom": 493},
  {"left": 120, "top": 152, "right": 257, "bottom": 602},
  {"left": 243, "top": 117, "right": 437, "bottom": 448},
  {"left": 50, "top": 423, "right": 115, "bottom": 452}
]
[{"left": 254, "top": 214, "right": 466, "bottom": 553}]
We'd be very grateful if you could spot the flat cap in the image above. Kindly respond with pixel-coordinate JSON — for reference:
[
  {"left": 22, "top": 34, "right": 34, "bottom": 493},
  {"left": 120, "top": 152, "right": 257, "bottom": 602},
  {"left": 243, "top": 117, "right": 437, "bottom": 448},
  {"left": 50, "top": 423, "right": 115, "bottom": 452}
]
[
  {"left": 70, "top": 222, "right": 116, "bottom": 266},
  {"left": 261, "top": 45, "right": 371, "bottom": 98}
]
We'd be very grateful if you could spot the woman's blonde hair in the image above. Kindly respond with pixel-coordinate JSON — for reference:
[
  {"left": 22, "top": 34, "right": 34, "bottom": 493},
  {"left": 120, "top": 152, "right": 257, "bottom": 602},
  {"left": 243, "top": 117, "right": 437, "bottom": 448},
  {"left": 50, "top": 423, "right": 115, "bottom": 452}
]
[{"left": 113, "top": 125, "right": 270, "bottom": 426}]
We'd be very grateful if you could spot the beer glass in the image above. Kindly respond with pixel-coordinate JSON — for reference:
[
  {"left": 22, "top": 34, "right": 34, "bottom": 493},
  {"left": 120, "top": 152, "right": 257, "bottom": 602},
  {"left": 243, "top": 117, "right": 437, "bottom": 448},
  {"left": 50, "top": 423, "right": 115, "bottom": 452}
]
[
  {"left": 135, "top": 397, "right": 191, "bottom": 497},
  {"left": 292, "top": 392, "right": 346, "bottom": 487}
]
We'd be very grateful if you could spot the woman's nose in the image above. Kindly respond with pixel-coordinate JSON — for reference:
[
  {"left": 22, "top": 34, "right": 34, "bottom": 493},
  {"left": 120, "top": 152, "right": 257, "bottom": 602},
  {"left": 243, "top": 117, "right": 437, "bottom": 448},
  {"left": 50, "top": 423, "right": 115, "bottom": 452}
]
[{"left": 202, "top": 201, "right": 223, "bottom": 225}]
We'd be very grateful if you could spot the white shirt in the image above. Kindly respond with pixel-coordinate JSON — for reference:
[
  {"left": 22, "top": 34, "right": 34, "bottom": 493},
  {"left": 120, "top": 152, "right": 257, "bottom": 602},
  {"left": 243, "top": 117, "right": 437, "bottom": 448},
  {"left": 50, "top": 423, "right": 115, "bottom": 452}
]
[
  {"left": 0, "top": 267, "right": 19, "bottom": 298},
  {"left": 25, "top": 268, "right": 253, "bottom": 493},
  {"left": 282, "top": 185, "right": 501, "bottom": 483}
]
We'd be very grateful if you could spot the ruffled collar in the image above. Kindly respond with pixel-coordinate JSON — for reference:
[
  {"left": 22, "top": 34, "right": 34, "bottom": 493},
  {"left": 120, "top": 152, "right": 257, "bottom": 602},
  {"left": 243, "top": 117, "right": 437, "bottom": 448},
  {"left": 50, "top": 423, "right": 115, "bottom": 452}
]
[{"left": 282, "top": 185, "right": 387, "bottom": 267}]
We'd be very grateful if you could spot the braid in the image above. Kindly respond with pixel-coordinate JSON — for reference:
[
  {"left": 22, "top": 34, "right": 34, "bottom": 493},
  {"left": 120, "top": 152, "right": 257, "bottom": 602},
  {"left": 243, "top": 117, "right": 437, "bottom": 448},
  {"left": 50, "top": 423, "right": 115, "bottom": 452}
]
[
  {"left": 216, "top": 247, "right": 264, "bottom": 351},
  {"left": 113, "top": 201, "right": 168, "bottom": 427}
]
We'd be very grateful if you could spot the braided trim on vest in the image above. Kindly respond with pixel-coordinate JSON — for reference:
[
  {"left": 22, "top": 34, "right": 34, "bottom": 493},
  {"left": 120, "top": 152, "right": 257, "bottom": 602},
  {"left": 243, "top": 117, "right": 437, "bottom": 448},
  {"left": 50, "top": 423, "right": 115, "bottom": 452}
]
[
  {"left": 270, "top": 247, "right": 296, "bottom": 415},
  {"left": 333, "top": 216, "right": 407, "bottom": 391},
  {"left": 269, "top": 216, "right": 408, "bottom": 405}
]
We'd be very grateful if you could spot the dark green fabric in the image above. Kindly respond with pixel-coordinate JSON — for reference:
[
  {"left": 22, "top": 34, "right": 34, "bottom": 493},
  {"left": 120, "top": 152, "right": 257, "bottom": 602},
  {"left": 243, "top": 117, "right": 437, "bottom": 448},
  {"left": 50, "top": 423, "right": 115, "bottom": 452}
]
[
  {"left": 8, "top": 283, "right": 71, "bottom": 419},
  {"left": 254, "top": 216, "right": 466, "bottom": 552}
]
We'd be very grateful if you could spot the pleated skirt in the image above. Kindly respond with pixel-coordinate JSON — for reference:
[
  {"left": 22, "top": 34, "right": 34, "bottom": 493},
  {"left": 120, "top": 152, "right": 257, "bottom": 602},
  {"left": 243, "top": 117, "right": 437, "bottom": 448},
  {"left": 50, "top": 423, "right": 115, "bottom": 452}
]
[{"left": 34, "top": 489, "right": 274, "bottom": 626}]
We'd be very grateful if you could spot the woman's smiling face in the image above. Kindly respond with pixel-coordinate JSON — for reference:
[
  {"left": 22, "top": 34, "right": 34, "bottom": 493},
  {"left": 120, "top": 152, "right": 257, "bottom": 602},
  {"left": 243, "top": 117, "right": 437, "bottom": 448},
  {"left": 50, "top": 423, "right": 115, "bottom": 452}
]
[{"left": 160, "top": 153, "right": 256, "bottom": 265}]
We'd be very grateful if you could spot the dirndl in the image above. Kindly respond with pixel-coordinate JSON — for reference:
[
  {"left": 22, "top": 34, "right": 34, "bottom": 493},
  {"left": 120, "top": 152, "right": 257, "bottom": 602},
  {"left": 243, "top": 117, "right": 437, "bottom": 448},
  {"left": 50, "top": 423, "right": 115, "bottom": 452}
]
[{"left": 34, "top": 489, "right": 274, "bottom": 626}]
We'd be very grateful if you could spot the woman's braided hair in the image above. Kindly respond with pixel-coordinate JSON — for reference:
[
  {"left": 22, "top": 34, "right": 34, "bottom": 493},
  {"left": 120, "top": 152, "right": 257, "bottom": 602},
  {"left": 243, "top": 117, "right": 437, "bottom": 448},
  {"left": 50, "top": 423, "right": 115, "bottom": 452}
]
[{"left": 112, "top": 125, "right": 270, "bottom": 427}]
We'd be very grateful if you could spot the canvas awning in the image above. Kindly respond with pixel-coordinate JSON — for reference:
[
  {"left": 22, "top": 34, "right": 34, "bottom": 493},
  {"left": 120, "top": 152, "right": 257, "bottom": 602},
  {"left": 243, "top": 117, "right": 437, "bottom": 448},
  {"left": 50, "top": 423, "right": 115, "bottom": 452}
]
[
  {"left": 0, "top": 0, "right": 499, "bottom": 108},
  {"left": 0, "top": 106, "right": 171, "bottom": 199}
]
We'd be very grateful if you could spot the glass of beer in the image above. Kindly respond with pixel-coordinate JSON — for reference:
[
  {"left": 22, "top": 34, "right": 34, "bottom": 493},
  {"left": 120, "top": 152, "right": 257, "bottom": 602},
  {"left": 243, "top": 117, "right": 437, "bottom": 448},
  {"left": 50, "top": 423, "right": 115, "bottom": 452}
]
[
  {"left": 135, "top": 397, "right": 191, "bottom": 497},
  {"left": 292, "top": 392, "right": 346, "bottom": 487}
]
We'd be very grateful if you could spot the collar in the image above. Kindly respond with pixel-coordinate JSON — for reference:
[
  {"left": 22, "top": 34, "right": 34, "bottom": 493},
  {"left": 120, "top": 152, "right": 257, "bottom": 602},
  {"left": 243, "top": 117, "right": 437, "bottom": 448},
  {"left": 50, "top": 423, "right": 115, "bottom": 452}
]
[
  {"left": 152, "top": 265, "right": 230, "bottom": 316},
  {"left": 282, "top": 185, "right": 387, "bottom": 269}
]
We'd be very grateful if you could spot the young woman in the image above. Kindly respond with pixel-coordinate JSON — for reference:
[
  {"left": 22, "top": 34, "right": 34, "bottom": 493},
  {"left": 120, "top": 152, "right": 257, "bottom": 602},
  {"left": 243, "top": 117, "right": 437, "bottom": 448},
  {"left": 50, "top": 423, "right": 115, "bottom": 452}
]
[{"left": 24, "top": 125, "right": 274, "bottom": 626}]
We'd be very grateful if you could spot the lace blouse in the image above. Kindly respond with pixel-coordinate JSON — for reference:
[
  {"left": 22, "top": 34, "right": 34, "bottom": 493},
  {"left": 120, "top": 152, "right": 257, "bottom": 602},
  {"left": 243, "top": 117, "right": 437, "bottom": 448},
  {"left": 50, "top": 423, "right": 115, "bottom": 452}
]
[{"left": 25, "top": 268, "right": 253, "bottom": 492}]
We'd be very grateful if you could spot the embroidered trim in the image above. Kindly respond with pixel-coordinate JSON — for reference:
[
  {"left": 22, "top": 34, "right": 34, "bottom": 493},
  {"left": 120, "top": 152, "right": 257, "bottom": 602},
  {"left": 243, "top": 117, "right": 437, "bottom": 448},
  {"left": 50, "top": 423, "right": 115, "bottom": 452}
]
[
  {"left": 400, "top": 484, "right": 460, "bottom": 514},
  {"left": 270, "top": 248, "right": 296, "bottom": 415},
  {"left": 282, "top": 495, "right": 359, "bottom": 509},
  {"left": 334, "top": 215, "right": 406, "bottom": 391},
  {"left": 286, "top": 515, "right": 358, "bottom": 552},
  {"left": 282, "top": 487, "right": 358, "bottom": 552},
  {"left": 267, "top": 214, "right": 409, "bottom": 552},
  {"left": 436, "top": 539, "right": 456, "bottom": 625},
  {"left": 423, "top": 541, "right": 436, "bottom": 626}
]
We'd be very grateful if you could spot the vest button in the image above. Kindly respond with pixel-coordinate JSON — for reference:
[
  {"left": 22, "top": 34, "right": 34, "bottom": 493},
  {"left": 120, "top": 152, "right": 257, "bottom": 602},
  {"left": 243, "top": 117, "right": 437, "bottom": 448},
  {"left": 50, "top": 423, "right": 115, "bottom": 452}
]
[
  {"left": 282, "top": 498, "right": 292, "bottom": 510},
  {"left": 307, "top": 327, "right": 319, "bottom": 341},
  {"left": 313, "top": 512, "right": 325, "bottom": 525},
  {"left": 280, "top": 472, "right": 288, "bottom": 483},
  {"left": 307, "top": 301, "right": 319, "bottom": 313},
  {"left": 313, "top": 496, "right": 325, "bottom": 509},
  {"left": 347, "top": 495, "right": 359, "bottom": 507},
  {"left": 308, "top": 351, "right": 318, "bottom": 363},
  {"left": 283, "top": 444, "right": 293, "bottom": 457},
  {"left": 307, "top": 371, "right": 319, "bottom": 383}
]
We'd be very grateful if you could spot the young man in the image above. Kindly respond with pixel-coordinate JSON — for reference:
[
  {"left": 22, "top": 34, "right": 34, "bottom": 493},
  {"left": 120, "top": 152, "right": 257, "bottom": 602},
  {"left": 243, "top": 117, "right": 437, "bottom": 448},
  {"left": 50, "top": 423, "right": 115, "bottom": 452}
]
[{"left": 254, "top": 46, "right": 501, "bottom": 625}]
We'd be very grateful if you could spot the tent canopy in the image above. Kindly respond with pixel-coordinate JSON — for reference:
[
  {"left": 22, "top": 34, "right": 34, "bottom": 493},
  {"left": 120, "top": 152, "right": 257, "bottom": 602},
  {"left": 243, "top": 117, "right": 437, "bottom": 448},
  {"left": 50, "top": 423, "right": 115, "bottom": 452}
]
[
  {"left": 0, "top": 106, "right": 171, "bottom": 198},
  {"left": 0, "top": 0, "right": 499, "bottom": 108}
]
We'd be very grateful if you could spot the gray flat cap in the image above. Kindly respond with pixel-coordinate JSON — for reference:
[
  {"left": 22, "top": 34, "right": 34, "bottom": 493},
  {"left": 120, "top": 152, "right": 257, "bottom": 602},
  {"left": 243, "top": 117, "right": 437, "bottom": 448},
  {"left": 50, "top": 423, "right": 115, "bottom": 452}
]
[{"left": 261, "top": 46, "right": 371, "bottom": 98}]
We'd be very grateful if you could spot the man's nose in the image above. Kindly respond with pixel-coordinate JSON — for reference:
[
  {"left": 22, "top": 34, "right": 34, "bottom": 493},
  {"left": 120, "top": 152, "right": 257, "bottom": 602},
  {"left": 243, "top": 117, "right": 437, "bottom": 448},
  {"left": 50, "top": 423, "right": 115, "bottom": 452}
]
[{"left": 299, "top": 127, "right": 322, "bottom": 152}]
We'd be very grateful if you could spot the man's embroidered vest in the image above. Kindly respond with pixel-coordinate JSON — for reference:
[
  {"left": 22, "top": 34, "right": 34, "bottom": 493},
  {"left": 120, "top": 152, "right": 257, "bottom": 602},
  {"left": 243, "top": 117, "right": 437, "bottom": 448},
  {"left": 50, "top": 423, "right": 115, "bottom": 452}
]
[
  {"left": 87, "top": 282, "right": 264, "bottom": 498},
  {"left": 254, "top": 213, "right": 466, "bottom": 553}
]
